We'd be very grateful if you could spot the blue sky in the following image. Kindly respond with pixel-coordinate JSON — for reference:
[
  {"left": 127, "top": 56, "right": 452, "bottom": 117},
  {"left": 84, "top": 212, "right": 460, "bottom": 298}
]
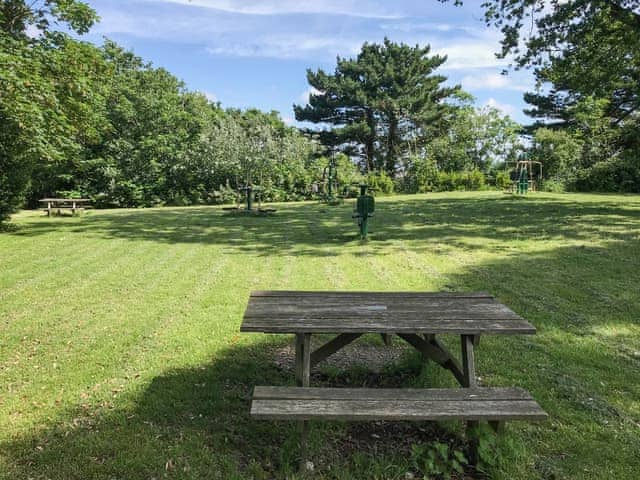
[{"left": 77, "top": 0, "right": 537, "bottom": 125}]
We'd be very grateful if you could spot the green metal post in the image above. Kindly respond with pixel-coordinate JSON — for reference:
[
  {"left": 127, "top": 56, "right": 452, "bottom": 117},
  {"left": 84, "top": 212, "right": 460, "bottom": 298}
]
[
  {"left": 355, "top": 184, "right": 375, "bottom": 240},
  {"left": 328, "top": 160, "right": 334, "bottom": 200},
  {"left": 246, "top": 185, "right": 253, "bottom": 211},
  {"left": 360, "top": 216, "right": 368, "bottom": 238}
]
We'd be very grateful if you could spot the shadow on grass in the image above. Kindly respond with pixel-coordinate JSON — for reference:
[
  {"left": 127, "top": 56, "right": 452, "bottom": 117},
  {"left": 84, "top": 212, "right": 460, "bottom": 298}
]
[
  {"left": 2, "top": 241, "right": 639, "bottom": 478},
  {"left": 1, "top": 341, "right": 293, "bottom": 479},
  {"left": 1, "top": 338, "right": 457, "bottom": 480},
  {"left": 3, "top": 197, "right": 640, "bottom": 478},
  {"left": 9, "top": 195, "right": 640, "bottom": 256}
]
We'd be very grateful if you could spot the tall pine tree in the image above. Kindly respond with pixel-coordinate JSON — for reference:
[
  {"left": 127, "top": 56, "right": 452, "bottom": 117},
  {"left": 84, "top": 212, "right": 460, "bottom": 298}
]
[{"left": 294, "top": 38, "right": 460, "bottom": 175}]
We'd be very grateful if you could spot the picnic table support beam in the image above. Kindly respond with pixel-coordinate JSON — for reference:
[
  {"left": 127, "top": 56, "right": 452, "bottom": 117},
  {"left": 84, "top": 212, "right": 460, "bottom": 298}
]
[
  {"left": 461, "top": 334, "right": 480, "bottom": 464},
  {"left": 489, "top": 420, "right": 504, "bottom": 433},
  {"left": 461, "top": 335, "right": 477, "bottom": 388},
  {"left": 295, "top": 333, "right": 312, "bottom": 470},
  {"left": 397, "top": 333, "right": 466, "bottom": 387},
  {"left": 310, "top": 333, "right": 362, "bottom": 368}
]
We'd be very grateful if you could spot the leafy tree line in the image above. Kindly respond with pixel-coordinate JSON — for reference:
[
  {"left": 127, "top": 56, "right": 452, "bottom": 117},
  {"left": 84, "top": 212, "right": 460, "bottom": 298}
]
[
  {"left": 294, "top": 37, "right": 525, "bottom": 193},
  {"left": 8, "top": 1, "right": 636, "bottom": 225},
  {"left": 0, "top": 1, "right": 523, "bottom": 225},
  {"left": 442, "top": 0, "right": 640, "bottom": 192},
  {"left": 0, "top": 0, "right": 322, "bottom": 222}
]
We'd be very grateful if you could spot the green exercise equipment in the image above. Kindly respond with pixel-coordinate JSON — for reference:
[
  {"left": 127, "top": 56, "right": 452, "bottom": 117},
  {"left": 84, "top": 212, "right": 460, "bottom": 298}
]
[{"left": 352, "top": 184, "right": 375, "bottom": 240}]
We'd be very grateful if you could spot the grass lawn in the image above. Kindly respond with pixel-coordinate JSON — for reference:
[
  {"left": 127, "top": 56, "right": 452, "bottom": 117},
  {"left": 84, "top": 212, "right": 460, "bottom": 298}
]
[{"left": 1, "top": 191, "right": 639, "bottom": 479}]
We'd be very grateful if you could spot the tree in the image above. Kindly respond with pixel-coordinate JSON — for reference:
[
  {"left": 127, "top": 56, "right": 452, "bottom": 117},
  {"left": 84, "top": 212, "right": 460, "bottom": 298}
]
[
  {"left": 442, "top": 0, "right": 640, "bottom": 191},
  {"left": 294, "top": 38, "right": 461, "bottom": 176},
  {"left": 426, "top": 105, "right": 522, "bottom": 172},
  {"left": 531, "top": 128, "right": 582, "bottom": 185},
  {"left": 0, "top": 0, "right": 97, "bottom": 39},
  {"left": 0, "top": 0, "right": 99, "bottom": 222},
  {"left": 442, "top": 1, "right": 640, "bottom": 140}
]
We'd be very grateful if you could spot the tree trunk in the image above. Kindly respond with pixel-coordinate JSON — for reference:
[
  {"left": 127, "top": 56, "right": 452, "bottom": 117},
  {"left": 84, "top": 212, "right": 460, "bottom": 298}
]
[
  {"left": 365, "top": 109, "right": 376, "bottom": 172},
  {"left": 385, "top": 113, "right": 399, "bottom": 177}
]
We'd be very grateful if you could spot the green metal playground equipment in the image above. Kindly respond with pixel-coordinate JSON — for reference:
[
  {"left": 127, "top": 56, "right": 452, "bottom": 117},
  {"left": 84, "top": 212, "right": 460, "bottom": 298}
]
[
  {"left": 352, "top": 184, "right": 375, "bottom": 240},
  {"left": 222, "top": 179, "right": 276, "bottom": 215},
  {"left": 517, "top": 167, "right": 529, "bottom": 195},
  {"left": 321, "top": 156, "right": 342, "bottom": 204},
  {"left": 509, "top": 159, "right": 543, "bottom": 195}
]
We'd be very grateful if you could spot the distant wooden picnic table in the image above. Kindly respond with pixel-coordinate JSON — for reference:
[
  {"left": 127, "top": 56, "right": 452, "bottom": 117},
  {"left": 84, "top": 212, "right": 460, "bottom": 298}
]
[
  {"left": 39, "top": 198, "right": 91, "bottom": 216},
  {"left": 241, "top": 291, "right": 547, "bottom": 463}
]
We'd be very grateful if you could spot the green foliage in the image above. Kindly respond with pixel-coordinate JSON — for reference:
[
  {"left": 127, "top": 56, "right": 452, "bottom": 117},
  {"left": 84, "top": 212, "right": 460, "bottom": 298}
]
[
  {"left": 366, "top": 170, "right": 394, "bottom": 195},
  {"left": 529, "top": 98, "right": 640, "bottom": 193},
  {"left": 0, "top": 0, "right": 98, "bottom": 38},
  {"left": 0, "top": 0, "right": 101, "bottom": 222},
  {"left": 428, "top": 105, "right": 522, "bottom": 173},
  {"left": 532, "top": 127, "right": 582, "bottom": 187},
  {"left": 434, "top": 170, "right": 486, "bottom": 192},
  {"left": 495, "top": 171, "right": 512, "bottom": 190},
  {"left": 468, "top": 423, "right": 515, "bottom": 475},
  {"left": 541, "top": 178, "right": 565, "bottom": 193},
  {"left": 0, "top": 28, "right": 320, "bottom": 220},
  {"left": 410, "top": 442, "right": 467, "bottom": 479},
  {"left": 575, "top": 157, "right": 640, "bottom": 193},
  {"left": 443, "top": 1, "right": 640, "bottom": 193},
  {"left": 294, "top": 38, "right": 461, "bottom": 175},
  {"left": 0, "top": 32, "right": 110, "bottom": 221},
  {"left": 402, "top": 156, "right": 439, "bottom": 193}
]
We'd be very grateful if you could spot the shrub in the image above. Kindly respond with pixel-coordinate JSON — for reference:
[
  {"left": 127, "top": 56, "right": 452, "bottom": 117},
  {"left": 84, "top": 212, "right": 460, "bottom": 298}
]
[
  {"left": 366, "top": 170, "right": 394, "bottom": 195},
  {"left": 405, "top": 155, "right": 439, "bottom": 193},
  {"left": 434, "top": 170, "right": 487, "bottom": 192},
  {"left": 542, "top": 178, "right": 566, "bottom": 193},
  {"left": 495, "top": 171, "right": 512, "bottom": 190},
  {"left": 574, "top": 157, "right": 640, "bottom": 193}
]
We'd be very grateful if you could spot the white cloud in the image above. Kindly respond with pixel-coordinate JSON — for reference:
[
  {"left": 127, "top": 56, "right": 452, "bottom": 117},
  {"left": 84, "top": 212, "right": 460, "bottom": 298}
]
[
  {"left": 206, "top": 34, "right": 361, "bottom": 59},
  {"left": 484, "top": 98, "right": 517, "bottom": 117},
  {"left": 461, "top": 73, "right": 528, "bottom": 92},
  {"left": 202, "top": 91, "right": 218, "bottom": 102},
  {"left": 25, "top": 24, "right": 42, "bottom": 38},
  {"left": 435, "top": 41, "right": 507, "bottom": 70},
  {"left": 299, "top": 87, "right": 322, "bottom": 104},
  {"left": 155, "top": 0, "right": 402, "bottom": 19},
  {"left": 380, "top": 21, "right": 455, "bottom": 33}
]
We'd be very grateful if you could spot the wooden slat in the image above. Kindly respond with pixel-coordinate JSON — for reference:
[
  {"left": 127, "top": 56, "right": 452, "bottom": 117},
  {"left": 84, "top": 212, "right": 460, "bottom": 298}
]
[
  {"left": 246, "top": 308, "right": 505, "bottom": 317},
  {"left": 251, "top": 399, "right": 547, "bottom": 421},
  {"left": 241, "top": 291, "right": 535, "bottom": 335},
  {"left": 241, "top": 318, "right": 535, "bottom": 334},
  {"left": 250, "top": 291, "right": 494, "bottom": 298},
  {"left": 253, "top": 386, "right": 534, "bottom": 401},
  {"left": 245, "top": 299, "right": 502, "bottom": 310},
  {"left": 251, "top": 387, "right": 547, "bottom": 421}
]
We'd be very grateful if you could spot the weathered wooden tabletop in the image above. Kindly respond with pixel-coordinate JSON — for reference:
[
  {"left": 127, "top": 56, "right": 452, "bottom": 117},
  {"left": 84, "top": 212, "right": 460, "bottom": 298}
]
[{"left": 240, "top": 291, "right": 536, "bottom": 335}]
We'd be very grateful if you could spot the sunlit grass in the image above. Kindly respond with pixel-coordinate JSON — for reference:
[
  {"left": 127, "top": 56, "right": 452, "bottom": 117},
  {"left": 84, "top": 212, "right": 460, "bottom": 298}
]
[{"left": 1, "top": 191, "right": 639, "bottom": 479}]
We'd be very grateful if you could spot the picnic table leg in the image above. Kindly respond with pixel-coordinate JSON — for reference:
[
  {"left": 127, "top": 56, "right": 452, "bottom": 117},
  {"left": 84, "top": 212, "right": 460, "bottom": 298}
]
[
  {"left": 295, "top": 333, "right": 312, "bottom": 470},
  {"left": 47, "top": 202, "right": 52, "bottom": 217},
  {"left": 295, "top": 333, "right": 311, "bottom": 387},
  {"left": 461, "top": 334, "right": 480, "bottom": 464},
  {"left": 461, "top": 335, "right": 476, "bottom": 388}
]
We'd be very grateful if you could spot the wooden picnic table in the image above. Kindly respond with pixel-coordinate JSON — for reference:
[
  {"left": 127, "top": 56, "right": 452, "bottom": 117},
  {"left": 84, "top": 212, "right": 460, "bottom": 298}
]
[
  {"left": 241, "top": 291, "right": 546, "bottom": 463},
  {"left": 39, "top": 198, "right": 91, "bottom": 216},
  {"left": 241, "top": 290, "right": 536, "bottom": 388}
]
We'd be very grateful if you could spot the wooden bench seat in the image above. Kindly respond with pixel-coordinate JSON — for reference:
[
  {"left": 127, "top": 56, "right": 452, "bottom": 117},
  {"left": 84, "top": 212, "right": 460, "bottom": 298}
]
[{"left": 251, "top": 386, "right": 547, "bottom": 422}]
